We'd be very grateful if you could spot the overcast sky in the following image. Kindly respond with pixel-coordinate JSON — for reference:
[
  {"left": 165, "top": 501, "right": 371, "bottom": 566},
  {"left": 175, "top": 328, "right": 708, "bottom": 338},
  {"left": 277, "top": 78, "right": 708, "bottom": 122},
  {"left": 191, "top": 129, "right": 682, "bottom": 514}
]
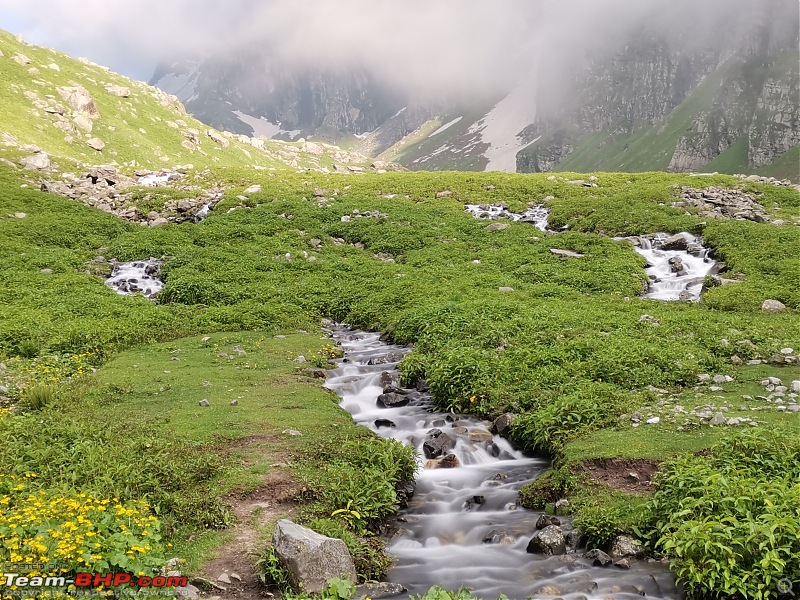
[{"left": 0, "top": 0, "right": 789, "bottom": 93}]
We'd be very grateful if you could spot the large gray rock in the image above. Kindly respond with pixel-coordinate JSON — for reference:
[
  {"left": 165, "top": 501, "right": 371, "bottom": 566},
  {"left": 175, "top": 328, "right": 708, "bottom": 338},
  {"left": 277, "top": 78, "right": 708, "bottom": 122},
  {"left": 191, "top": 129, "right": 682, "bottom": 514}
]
[
  {"left": 20, "top": 152, "right": 50, "bottom": 170},
  {"left": 57, "top": 85, "right": 100, "bottom": 118},
  {"left": 272, "top": 519, "right": 356, "bottom": 594},
  {"left": 761, "top": 299, "right": 786, "bottom": 312},
  {"left": 422, "top": 428, "right": 456, "bottom": 459},
  {"left": 526, "top": 525, "right": 566, "bottom": 555},
  {"left": 491, "top": 413, "right": 515, "bottom": 436},
  {"left": 609, "top": 534, "right": 645, "bottom": 560}
]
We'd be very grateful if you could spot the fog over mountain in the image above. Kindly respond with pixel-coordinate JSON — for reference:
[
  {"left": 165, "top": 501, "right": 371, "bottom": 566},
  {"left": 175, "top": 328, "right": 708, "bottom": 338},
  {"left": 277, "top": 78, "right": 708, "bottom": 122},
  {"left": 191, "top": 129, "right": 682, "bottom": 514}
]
[
  {"left": 3, "top": 0, "right": 797, "bottom": 174},
  {"left": 0, "top": 0, "right": 771, "bottom": 94}
]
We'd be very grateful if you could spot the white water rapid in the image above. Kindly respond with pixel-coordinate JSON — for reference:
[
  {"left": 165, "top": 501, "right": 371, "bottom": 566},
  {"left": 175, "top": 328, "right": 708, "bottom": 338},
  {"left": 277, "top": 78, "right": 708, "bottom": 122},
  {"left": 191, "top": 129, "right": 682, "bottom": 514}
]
[
  {"left": 105, "top": 258, "right": 164, "bottom": 299},
  {"left": 465, "top": 204, "right": 550, "bottom": 232},
  {"left": 324, "top": 327, "right": 680, "bottom": 599},
  {"left": 624, "top": 233, "right": 718, "bottom": 301}
]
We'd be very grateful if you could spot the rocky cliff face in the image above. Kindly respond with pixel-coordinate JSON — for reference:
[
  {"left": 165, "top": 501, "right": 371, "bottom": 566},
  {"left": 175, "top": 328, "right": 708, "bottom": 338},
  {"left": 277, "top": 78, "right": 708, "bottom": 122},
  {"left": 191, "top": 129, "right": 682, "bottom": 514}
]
[
  {"left": 151, "top": 51, "right": 406, "bottom": 140},
  {"left": 518, "top": 0, "right": 799, "bottom": 176}
]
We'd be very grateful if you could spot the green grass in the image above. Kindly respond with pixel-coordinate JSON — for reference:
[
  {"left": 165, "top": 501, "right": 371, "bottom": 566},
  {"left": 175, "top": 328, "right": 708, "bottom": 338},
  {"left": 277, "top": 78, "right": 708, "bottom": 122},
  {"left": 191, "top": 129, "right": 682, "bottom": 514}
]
[{"left": 1, "top": 158, "right": 799, "bottom": 596}]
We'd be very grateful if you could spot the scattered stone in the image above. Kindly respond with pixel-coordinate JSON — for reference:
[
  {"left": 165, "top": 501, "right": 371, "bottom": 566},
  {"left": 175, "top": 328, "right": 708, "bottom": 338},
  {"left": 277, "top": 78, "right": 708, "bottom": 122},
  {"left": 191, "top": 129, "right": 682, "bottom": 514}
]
[
  {"left": 230, "top": 400, "right": 239, "bottom": 406},
  {"left": 468, "top": 429, "right": 493, "bottom": 443},
  {"left": 105, "top": 85, "right": 131, "bottom": 97},
  {"left": 272, "top": 519, "right": 356, "bottom": 594},
  {"left": 709, "top": 413, "right": 725, "bottom": 426},
  {"left": 20, "top": 152, "right": 50, "bottom": 170},
  {"left": 498, "top": 287, "right": 514, "bottom": 293},
  {"left": 199, "top": 400, "right": 210, "bottom": 407},
  {"left": 536, "top": 515, "right": 560, "bottom": 530},
  {"left": 57, "top": 85, "right": 100, "bottom": 118},
  {"left": 761, "top": 299, "right": 786, "bottom": 312},
  {"left": 86, "top": 137, "right": 105, "bottom": 151},
  {"left": 646, "top": 416, "right": 660, "bottom": 424},
  {"left": 550, "top": 248, "right": 584, "bottom": 258},
  {"left": 639, "top": 315, "right": 661, "bottom": 326},
  {"left": 206, "top": 129, "right": 230, "bottom": 148},
  {"left": 282, "top": 429, "right": 302, "bottom": 437},
  {"left": 485, "top": 222, "right": 509, "bottom": 231},
  {"left": 377, "top": 392, "right": 409, "bottom": 409},
  {"left": 216, "top": 573, "right": 231, "bottom": 585},
  {"left": 615, "top": 558, "right": 632, "bottom": 569},
  {"left": 526, "top": 526, "right": 566, "bottom": 556},
  {"left": 354, "top": 582, "right": 407, "bottom": 600},
  {"left": 374, "top": 419, "right": 396, "bottom": 428},
  {"left": 243, "top": 184, "right": 261, "bottom": 194},
  {"left": 584, "top": 549, "right": 613, "bottom": 567},
  {"left": 435, "top": 190, "right": 453, "bottom": 198}
]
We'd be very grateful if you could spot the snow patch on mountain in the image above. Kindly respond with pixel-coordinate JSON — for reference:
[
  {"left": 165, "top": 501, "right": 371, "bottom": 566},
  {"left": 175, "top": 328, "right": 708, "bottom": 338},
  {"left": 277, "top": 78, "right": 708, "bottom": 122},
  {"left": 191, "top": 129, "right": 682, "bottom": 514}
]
[
  {"left": 476, "top": 79, "right": 538, "bottom": 172},
  {"left": 152, "top": 63, "right": 200, "bottom": 104},
  {"left": 233, "top": 111, "right": 282, "bottom": 138},
  {"left": 428, "top": 116, "right": 463, "bottom": 137}
]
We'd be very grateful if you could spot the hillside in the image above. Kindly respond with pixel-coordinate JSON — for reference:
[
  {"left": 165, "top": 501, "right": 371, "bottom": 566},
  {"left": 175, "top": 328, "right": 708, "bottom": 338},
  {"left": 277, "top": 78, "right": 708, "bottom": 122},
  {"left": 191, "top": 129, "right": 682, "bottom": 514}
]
[{"left": 1, "top": 28, "right": 800, "bottom": 600}]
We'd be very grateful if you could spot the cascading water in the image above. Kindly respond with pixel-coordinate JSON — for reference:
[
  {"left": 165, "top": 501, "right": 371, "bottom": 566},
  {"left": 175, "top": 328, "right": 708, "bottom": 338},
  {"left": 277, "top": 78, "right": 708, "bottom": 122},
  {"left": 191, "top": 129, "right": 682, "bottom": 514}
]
[
  {"left": 324, "top": 327, "right": 680, "bottom": 599},
  {"left": 623, "top": 233, "right": 718, "bottom": 301},
  {"left": 465, "top": 204, "right": 550, "bottom": 232},
  {"left": 105, "top": 258, "right": 164, "bottom": 299}
]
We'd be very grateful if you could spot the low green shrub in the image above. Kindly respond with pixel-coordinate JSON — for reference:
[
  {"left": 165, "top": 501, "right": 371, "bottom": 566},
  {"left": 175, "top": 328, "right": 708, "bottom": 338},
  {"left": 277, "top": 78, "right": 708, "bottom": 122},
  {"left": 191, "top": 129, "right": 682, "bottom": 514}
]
[
  {"left": 644, "top": 431, "right": 800, "bottom": 599},
  {"left": 19, "top": 384, "right": 55, "bottom": 412},
  {"left": 518, "top": 466, "right": 580, "bottom": 510}
]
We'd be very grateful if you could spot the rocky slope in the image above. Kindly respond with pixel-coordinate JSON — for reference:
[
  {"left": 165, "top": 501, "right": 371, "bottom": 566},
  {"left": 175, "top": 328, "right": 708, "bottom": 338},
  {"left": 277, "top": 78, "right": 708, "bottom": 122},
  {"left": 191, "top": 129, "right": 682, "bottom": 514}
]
[{"left": 0, "top": 30, "right": 391, "bottom": 183}]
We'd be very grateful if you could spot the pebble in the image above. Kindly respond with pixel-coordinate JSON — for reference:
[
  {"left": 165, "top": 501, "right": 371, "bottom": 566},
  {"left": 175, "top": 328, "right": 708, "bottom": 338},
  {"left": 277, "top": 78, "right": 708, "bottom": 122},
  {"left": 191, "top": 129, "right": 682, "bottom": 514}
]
[{"left": 199, "top": 399, "right": 210, "bottom": 407}]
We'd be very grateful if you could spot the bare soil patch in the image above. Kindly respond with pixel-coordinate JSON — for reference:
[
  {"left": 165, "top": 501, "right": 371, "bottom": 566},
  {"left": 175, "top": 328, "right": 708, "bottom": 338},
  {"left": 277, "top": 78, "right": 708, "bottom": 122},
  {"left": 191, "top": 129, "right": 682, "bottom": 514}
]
[{"left": 580, "top": 458, "right": 661, "bottom": 493}]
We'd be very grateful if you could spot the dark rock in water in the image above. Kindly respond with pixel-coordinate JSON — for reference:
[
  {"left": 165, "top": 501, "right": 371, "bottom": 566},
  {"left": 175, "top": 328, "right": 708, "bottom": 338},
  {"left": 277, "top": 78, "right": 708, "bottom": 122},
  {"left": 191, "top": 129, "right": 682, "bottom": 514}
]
[
  {"left": 416, "top": 379, "right": 430, "bottom": 392},
  {"left": 566, "top": 528, "right": 585, "bottom": 550},
  {"left": 464, "top": 495, "right": 486, "bottom": 511},
  {"left": 536, "top": 514, "right": 560, "bottom": 530},
  {"left": 584, "top": 548, "right": 613, "bottom": 567},
  {"left": 423, "top": 428, "right": 456, "bottom": 458},
  {"left": 377, "top": 392, "right": 409, "bottom": 408},
  {"left": 396, "top": 482, "right": 415, "bottom": 508},
  {"left": 482, "top": 529, "right": 516, "bottom": 545},
  {"left": 374, "top": 419, "right": 396, "bottom": 428},
  {"left": 379, "top": 371, "right": 394, "bottom": 386},
  {"left": 492, "top": 412, "right": 515, "bottom": 436},
  {"left": 431, "top": 419, "right": 447, "bottom": 428},
  {"left": 526, "top": 525, "right": 566, "bottom": 556},
  {"left": 660, "top": 233, "right": 689, "bottom": 250},
  {"left": 425, "top": 453, "right": 460, "bottom": 469},
  {"left": 614, "top": 558, "right": 632, "bottom": 569}
]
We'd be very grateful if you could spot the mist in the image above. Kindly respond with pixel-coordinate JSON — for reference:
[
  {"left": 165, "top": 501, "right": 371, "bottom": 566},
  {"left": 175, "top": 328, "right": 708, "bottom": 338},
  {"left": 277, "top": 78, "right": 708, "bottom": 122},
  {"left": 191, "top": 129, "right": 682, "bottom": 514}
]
[{"left": 0, "top": 0, "right": 789, "bottom": 95}]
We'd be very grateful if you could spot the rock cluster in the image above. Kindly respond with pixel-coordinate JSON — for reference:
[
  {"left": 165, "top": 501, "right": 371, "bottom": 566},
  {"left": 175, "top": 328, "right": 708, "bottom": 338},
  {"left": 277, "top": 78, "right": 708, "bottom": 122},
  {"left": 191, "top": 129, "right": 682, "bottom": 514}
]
[
  {"left": 38, "top": 166, "right": 222, "bottom": 226},
  {"left": 672, "top": 186, "right": 782, "bottom": 224}
]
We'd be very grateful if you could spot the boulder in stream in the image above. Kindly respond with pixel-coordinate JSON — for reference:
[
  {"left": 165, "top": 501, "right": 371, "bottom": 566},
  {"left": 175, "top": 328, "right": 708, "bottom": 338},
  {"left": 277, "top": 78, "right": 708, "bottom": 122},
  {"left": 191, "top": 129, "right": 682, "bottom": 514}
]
[
  {"left": 609, "top": 534, "right": 645, "bottom": 560},
  {"left": 423, "top": 429, "right": 456, "bottom": 458},
  {"left": 526, "top": 525, "right": 566, "bottom": 555}
]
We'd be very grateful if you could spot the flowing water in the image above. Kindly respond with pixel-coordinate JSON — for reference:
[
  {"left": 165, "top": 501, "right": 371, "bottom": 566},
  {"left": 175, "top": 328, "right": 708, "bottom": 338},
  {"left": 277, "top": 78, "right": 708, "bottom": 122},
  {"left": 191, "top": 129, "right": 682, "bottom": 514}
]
[
  {"left": 105, "top": 258, "right": 164, "bottom": 299},
  {"left": 622, "top": 234, "right": 718, "bottom": 302},
  {"left": 465, "top": 204, "right": 550, "bottom": 231},
  {"left": 324, "top": 327, "right": 681, "bottom": 599}
]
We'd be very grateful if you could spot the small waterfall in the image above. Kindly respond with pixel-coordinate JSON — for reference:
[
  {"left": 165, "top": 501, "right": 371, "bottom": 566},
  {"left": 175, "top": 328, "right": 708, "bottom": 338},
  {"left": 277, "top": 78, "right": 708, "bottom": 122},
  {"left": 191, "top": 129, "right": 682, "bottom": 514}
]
[
  {"left": 465, "top": 204, "right": 550, "bottom": 232},
  {"left": 621, "top": 233, "right": 718, "bottom": 302},
  {"left": 325, "top": 327, "right": 680, "bottom": 599},
  {"left": 105, "top": 258, "right": 164, "bottom": 299}
]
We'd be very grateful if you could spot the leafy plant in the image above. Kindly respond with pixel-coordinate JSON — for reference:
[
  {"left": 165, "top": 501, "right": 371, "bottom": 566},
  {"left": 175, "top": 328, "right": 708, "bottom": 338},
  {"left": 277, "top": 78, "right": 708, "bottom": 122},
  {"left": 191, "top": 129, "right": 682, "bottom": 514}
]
[{"left": 19, "top": 384, "right": 55, "bottom": 411}]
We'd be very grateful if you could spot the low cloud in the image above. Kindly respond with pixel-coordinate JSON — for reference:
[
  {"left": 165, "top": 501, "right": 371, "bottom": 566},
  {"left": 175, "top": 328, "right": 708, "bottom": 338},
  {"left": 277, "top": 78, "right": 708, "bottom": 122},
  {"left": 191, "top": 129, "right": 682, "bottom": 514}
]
[{"left": 1, "top": 0, "right": 790, "bottom": 94}]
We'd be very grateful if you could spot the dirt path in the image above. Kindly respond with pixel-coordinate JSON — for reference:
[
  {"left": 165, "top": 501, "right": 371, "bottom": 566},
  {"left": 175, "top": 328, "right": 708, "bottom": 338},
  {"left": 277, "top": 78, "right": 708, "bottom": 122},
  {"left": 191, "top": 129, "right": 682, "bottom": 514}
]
[{"left": 196, "top": 468, "right": 303, "bottom": 599}]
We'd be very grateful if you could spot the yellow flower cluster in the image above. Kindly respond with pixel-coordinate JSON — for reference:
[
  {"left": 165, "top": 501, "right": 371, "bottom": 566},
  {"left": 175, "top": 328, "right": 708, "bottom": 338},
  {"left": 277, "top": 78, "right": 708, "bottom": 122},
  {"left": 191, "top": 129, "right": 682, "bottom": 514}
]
[
  {"left": 1, "top": 352, "right": 96, "bottom": 401},
  {"left": 0, "top": 474, "right": 164, "bottom": 588}
]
